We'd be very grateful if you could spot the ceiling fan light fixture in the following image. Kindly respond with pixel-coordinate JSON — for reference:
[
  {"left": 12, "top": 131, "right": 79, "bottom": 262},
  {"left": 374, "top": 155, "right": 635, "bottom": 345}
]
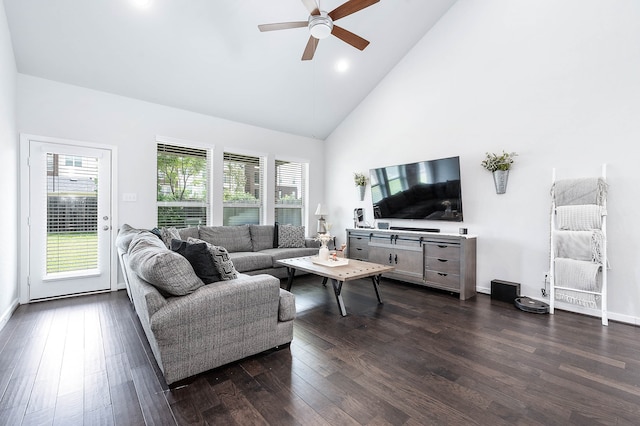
[{"left": 308, "top": 12, "right": 333, "bottom": 39}]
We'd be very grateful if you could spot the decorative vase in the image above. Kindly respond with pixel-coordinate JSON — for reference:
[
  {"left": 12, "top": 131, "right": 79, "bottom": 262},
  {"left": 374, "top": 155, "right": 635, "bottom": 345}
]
[
  {"left": 493, "top": 170, "right": 509, "bottom": 194},
  {"left": 319, "top": 244, "right": 329, "bottom": 261},
  {"left": 358, "top": 185, "right": 366, "bottom": 201}
]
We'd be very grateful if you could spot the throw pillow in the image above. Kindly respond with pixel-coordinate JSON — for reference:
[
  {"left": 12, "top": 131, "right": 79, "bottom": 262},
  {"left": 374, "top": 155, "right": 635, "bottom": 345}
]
[
  {"left": 128, "top": 233, "right": 203, "bottom": 296},
  {"left": 159, "top": 227, "right": 181, "bottom": 248},
  {"left": 188, "top": 237, "right": 238, "bottom": 280},
  {"left": 278, "top": 224, "right": 305, "bottom": 248},
  {"left": 170, "top": 239, "right": 221, "bottom": 284},
  {"left": 273, "top": 222, "right": 279, "bottom": 248}
]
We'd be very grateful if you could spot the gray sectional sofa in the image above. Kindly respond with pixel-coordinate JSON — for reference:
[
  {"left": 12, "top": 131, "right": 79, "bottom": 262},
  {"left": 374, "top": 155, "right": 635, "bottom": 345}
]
[
  {"left": 116, "top": 223, "right": 317, "bottom": 385},
  {"left": 182, "top": 224, "right": 321, "bottom": 279}
]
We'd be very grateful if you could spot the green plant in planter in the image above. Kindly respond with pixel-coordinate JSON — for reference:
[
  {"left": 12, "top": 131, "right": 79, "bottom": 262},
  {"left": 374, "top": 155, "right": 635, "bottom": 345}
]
[
  {"left": 481, "top": 151, "right": 518, "bottom": 172},
  {"left": 354, "top": 172, "right": 368, "bottom": 186}
]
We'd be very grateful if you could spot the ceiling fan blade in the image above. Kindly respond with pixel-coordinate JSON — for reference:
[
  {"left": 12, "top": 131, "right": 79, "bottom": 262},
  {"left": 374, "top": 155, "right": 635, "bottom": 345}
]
[
  {"left": 329, "top": 0, "right": 380, "bottom": 21},
  {"left": 301, "top": 0, "right": 320, "bottom": 15},
  {"left": 302, "top": 36, "right": 319, "bottom": 61},
  {"left": 258, "top": 21, "right": 308, "bottom": 32},
  {"left": 331, "top": 25, "right": 370, "bottom": 50}
]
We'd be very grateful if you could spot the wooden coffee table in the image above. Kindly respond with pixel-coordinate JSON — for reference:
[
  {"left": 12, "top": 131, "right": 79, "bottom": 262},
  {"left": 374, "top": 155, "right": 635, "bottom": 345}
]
[{"left": 276, "top": 256, "right": 394, "bottom": 316}]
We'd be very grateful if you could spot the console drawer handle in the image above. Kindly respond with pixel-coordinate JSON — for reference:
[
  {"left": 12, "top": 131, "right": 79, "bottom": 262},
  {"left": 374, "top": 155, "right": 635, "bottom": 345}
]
[
  {"left": 437, "top": 259, "right": 448, "bottom": 262},
  {"left": 437, "top": 245, "right": 447, "bottom": 248},
  {"left": 438, "top": 272, "right": 448, "bottom": 277}
]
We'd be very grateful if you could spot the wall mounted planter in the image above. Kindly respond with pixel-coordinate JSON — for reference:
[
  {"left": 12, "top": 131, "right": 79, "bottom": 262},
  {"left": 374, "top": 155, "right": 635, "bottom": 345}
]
[
  {"left": 358, "top": 185, "right": 366, "bottom": 201},
  {"left": 493, "top": 170, "right": 509, "bottom": 194}
]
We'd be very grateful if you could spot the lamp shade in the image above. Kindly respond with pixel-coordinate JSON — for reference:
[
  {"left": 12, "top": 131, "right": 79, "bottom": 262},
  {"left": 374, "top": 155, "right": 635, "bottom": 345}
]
[{"left": 315, "top": 203, "right": 328, "bottom": 216}]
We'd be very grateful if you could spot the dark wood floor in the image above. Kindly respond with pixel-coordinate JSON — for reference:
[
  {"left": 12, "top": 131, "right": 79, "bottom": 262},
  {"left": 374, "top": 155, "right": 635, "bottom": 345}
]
[{"left": 1, "top": 276, "right": 640, "bottom": 425}]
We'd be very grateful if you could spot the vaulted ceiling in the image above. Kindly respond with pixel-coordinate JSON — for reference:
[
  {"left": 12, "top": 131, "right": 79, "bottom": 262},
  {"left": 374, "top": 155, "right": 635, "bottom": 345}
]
[{"left": 4, "top": 0, "right": 457, "bottom": 139}]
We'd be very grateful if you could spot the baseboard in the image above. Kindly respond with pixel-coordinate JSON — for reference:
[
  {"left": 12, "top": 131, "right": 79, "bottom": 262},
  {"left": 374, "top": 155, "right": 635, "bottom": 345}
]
[
  {"left": 117, "top": 281, "right": 127, "bottom": 290},
  {"left": 0, "top": 299, "right": 19, "bottom": 334},
  {"left": 478, "top": 287, "right": 640, "bottom": 326}
]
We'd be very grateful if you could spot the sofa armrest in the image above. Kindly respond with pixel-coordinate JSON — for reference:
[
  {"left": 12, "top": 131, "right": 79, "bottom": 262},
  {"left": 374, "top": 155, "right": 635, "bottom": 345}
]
[
  {"left": 278, "top": 288, "right": 296, "bottom": 322},
  {"left": 150, "top": 274, "right": 281, "bottom": 332}
]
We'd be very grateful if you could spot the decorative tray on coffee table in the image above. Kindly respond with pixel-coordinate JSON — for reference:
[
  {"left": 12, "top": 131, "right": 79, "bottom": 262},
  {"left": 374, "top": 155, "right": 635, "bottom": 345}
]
[{"left": 311, "top": 257, "right": 349, "bottom": 267}]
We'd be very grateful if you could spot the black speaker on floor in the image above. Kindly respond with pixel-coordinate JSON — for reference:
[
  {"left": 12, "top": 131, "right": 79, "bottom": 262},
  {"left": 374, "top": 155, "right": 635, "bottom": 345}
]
[{"left": 490, "top": 279, "right": 521, "bottom": 303}]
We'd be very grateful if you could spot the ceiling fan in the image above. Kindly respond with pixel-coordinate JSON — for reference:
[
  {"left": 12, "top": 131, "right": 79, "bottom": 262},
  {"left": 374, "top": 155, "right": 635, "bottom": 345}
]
[{"left": 258, "top": 0, "right": 380, "bottom": 61}]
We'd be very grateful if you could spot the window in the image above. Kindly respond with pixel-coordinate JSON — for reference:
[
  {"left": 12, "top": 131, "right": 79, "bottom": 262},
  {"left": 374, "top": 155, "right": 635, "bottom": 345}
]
[
  {"left": 275, "top": 160, "right": 307, "bottom": 226},
  {"left": 64, "top": 156, "right": 83, "bottom": 167},
  {"left": 223, "top": 152, "right": 263, "bottom": 225},
  {"left": 46, "top": 153, "right": 99, "bottom": 274},
  {"left": 157, "top": 143, "right": 210, "bottom": 228}
]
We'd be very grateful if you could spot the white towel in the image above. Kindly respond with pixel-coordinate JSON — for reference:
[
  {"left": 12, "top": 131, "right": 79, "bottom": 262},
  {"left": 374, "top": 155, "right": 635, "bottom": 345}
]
[
  {"left": 556, "top": 205, "right": 605, "bottom": 231},
  {"left": 555, "top": 289, "right": 598, "bottom": 309},
  {"left": 554, "top": 258, "right": 601, "bottom": 309},
  {"left": 554, "top": 230, "right": 604, "bottom": 264},
  {"left": 551, "top": 178, "right": 607, "bottom": 206},
  {"left": 554, "top": 258, "right": 601, "bottom": 292}
]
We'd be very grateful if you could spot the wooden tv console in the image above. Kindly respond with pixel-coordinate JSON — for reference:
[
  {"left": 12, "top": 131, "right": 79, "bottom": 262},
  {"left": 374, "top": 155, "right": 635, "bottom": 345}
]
[{"left": 346, "top": 228, "right": 477, "bottom": 300}]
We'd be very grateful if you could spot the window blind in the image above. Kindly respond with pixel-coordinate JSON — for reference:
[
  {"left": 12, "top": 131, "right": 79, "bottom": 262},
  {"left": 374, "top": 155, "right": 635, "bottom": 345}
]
[
  {"left": 222, "top": 153, "right": 264, "bottom": 225},
  {"left": 275, "top": 160, "right": 307, "bottom": 226},
  {"left": 157, "top": 143, "right": 210, "bottom": 228},
  {"left": 46, "top": 153, "right": 99, "bottom": 274}
]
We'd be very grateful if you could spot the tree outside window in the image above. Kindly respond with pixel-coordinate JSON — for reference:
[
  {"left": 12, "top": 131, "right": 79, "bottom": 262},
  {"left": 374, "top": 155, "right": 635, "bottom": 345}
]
[
  {"left": 157, "top": 143, "right": 209, "bottom": 228},
  {"left": 223, "top": 153, "right": 263, "bottom": 225}
]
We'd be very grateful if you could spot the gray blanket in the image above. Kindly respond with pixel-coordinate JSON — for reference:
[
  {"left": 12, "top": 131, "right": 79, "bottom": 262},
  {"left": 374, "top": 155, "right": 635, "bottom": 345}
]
[
  {"left": 554, "top": 230, "right": 604, "bottom": 263},
  {"left": 551, "top": 177, "right": 607, "bottom": 206}
]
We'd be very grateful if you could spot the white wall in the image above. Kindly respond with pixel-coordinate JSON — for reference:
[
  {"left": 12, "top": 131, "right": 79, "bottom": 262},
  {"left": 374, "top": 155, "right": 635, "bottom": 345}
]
[
  {"left": 325, "top": 0, "right": 640, "bottom": 323},
  {"left": 16, "top": 75, "right": 325, "bottom": 288},
  {"left": 17, "top": 75, "right": 324, "bottom": 231},
  {"left": 0, "top": 2, "right": 18, "bottom": 329}
]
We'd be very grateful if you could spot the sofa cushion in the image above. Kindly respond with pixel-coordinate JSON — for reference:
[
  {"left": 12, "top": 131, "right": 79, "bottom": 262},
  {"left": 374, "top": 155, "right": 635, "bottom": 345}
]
[
  {"left": 199, "top": 225, "right": 253, "bottom": 253},
  {"left": 249, "top": 225, "right": 275, "bottom": 251},
  {"left": 128, "top": 233, "right": 203, "bottom": 296},
  {"left": 228, "top": 252, "right": 273, "bottom": 273},
  {"left": 116, "top": 223, "right": 141, "bottom": 253},
  {"left": 278, "top": 225, "right": 305, "bottom": 248},
  {"left": 188, "top": 238, "right": 238, "bottom": 280},
  {"left": 177, "top": 226, "right": 200, "bottom": 241},
  {"left": 170, "top": 239, "right": 221, "bottom": 284}
]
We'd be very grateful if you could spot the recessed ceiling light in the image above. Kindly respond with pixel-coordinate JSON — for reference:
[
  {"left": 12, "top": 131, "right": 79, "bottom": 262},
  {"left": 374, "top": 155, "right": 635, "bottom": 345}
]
[
  {"left": 131, "top": 0, "right": 152, "bottom": 9},
  {"left": 335, "top": 59, "right": 349, "bottom": 73}
]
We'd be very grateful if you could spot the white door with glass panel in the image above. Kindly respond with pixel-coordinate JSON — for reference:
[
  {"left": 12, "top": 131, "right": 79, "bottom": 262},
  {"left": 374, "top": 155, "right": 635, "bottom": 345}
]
[{"left": 27, "top": 141, "right": 112, "bottom": 300}]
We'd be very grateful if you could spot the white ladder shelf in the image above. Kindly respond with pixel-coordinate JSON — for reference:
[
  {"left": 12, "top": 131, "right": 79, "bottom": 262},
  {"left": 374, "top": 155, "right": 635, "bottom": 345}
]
[{"left": 549, "top": 164, "right": 608, "bottom": 326}]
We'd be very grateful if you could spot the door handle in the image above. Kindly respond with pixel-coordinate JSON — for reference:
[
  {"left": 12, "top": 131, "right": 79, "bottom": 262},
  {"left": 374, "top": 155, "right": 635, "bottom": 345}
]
[{"left": 103, "top": 225, "right": 110, "bottom": 231}]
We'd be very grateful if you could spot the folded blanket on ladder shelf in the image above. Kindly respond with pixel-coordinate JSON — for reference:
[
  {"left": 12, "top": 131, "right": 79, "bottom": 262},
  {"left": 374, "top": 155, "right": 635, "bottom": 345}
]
[
  {"left": 554, "top": 257, "right": 601, "bottom": 309},
  {"left": 554, "top": 230, "right": 605, "bottom": 263},
  {"left": 555, "top": 205, "right": 605, "bottom": 231},
  {"left": 551, "top": 177, "right": 608, "bottom": 206}
]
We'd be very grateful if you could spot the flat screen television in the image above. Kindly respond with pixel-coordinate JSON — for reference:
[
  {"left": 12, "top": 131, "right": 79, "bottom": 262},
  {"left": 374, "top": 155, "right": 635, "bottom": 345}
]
[{"left": 370, "top": 156, "right": 463, "bottom": 222}]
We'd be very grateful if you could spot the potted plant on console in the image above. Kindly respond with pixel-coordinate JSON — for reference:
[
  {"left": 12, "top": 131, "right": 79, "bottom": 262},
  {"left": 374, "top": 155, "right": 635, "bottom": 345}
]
[
  {"left": 481, "top": 151, "right": 518, "bottom": 194},
  {"left": 354, "top": 172, "right": 368, "bottom": 201}
]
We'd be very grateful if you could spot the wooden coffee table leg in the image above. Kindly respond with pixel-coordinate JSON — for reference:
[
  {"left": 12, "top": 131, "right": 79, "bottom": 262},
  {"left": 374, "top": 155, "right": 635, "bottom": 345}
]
[
  {"left": 371, "top": 275, "right": 383, "bottom": 304},
  {"left": 321, "top": 277, "right": 328, "bottom": 287},
  {"left": 285, "top": 267, "right": 296, "bottom": 291},
  {"left": 330, "top": 278, "right": 347, "bottom": 316}
]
